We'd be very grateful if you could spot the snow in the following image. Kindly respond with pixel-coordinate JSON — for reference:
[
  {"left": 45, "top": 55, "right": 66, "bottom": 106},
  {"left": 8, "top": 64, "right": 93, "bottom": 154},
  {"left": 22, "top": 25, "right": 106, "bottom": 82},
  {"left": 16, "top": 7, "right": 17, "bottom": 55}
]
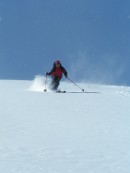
[{"left": 0, "top": 76, "right": 130, "bottom": 173}]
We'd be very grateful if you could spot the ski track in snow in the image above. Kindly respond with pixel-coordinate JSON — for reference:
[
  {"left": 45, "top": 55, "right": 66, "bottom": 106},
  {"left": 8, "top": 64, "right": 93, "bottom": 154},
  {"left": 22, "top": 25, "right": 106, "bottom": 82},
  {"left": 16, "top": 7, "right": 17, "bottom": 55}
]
[
  {"left": 0, "top": 76, "right": 130, "bottom": 173},
  {"left": 28, "top": 75, "right": 130, "bottom": 97}
]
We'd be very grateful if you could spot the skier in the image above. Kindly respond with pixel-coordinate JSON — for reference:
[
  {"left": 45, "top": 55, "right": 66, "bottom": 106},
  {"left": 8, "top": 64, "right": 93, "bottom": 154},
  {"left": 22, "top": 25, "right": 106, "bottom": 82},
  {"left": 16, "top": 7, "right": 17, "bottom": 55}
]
[{"left": 46, "top": 60, "right": 68, "bottom": 91}]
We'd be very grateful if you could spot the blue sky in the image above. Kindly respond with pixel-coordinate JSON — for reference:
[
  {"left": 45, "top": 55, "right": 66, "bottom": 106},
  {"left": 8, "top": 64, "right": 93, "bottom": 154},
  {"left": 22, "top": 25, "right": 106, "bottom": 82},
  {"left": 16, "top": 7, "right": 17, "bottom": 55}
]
[{"left": 0, "top": 0, "right": 130, "bottom": 85}]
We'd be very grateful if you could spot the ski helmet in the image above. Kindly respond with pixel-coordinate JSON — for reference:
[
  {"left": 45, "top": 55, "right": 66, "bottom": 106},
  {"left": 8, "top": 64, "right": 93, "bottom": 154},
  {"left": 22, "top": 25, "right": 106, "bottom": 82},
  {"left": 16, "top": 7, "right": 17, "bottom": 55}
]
[{"left": 54, "top": 60, "right": 60, "bottom": 65}]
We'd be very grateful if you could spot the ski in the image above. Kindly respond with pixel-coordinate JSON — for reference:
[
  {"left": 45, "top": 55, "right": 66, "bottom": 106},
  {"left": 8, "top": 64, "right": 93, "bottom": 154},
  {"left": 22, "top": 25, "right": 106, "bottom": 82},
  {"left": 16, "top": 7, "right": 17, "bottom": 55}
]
[
  {"left": 43, "top": 90, "right": 66, "bottom": 93},
  {"left": 55, "top": 90, "right": 66, "bottom": 93}
]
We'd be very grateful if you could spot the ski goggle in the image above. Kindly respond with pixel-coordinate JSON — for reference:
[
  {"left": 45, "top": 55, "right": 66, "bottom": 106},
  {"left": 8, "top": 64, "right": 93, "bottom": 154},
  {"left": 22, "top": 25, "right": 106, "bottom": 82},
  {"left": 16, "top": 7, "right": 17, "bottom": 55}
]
[
  {"left": 55, "top": 63, "right": 60, "bottom": 66},
  {"left": 55, "top": 61, "right": 60, "bottom": 65}
]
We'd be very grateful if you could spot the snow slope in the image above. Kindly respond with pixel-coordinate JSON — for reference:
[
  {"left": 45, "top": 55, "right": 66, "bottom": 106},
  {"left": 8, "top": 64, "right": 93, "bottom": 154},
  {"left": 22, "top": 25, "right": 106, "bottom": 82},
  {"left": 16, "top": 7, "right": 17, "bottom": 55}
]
[{"left": 0, "top": 76, "right": 130, "bottom": 173}]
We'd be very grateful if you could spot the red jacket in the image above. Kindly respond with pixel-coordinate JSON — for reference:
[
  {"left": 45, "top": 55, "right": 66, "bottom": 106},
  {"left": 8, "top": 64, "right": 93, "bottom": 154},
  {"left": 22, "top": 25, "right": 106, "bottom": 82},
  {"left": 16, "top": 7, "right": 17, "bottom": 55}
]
[{"left": 48, "top": 63, "right": 67, "bottom": 78}]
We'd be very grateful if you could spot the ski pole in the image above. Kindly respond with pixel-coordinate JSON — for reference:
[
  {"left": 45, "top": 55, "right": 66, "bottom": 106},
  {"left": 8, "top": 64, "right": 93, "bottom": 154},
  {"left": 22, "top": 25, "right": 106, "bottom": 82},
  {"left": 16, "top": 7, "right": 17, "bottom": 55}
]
[
  {"left": 44, "top": 75, "right": 48, "bottom": 92},
  {"left": 67, "top": 77, "right": 85, "bottom": 92}
]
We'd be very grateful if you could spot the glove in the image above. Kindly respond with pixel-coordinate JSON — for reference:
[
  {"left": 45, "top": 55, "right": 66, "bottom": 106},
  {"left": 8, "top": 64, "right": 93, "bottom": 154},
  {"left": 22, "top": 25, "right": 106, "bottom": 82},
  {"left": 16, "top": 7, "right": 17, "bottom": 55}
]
[{"left": 45, "top": 72, "right": 49, "bottom": 76}]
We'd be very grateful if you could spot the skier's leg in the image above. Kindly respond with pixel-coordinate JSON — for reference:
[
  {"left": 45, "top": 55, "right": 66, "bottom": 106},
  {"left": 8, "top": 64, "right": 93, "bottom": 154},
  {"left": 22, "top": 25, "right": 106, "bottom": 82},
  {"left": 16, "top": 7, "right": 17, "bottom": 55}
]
[
  {"left": 55, "top": 78, "right": 60, "bottom": 90},
  {"left": 50, "top": 77, "right": 58, "bottom": 90},
  {"left": 50, "top": 77, "right": 61, "bottom": 90},
  {"left": 50, "top": 79, "right": 55, "bottom": 90}
]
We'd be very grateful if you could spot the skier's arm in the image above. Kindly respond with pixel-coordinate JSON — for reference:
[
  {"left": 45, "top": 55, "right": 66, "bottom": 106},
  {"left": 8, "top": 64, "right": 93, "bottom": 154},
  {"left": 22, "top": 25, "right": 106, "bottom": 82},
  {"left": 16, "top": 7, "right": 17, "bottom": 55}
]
[
  {"left": 46, "top": 66, "right": 55, "bottom": 76},
  {"left": 61, "top": 66, "right": 68, "bottom": 77}
]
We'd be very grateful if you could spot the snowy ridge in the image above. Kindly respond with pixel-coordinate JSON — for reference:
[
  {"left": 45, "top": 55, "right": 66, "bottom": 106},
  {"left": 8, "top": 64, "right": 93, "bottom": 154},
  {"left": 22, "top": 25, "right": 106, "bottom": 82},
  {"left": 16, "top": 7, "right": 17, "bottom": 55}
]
[{"left": 0, "top": 77, "right": 130, "bottom": 173}]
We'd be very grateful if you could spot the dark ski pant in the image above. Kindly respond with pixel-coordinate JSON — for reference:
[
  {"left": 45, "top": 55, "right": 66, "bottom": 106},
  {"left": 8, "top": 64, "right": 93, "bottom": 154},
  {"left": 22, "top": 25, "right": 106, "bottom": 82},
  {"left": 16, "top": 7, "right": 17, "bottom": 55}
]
[{"left": 50, "top": 77, "right": 61, "bottom": 90}]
